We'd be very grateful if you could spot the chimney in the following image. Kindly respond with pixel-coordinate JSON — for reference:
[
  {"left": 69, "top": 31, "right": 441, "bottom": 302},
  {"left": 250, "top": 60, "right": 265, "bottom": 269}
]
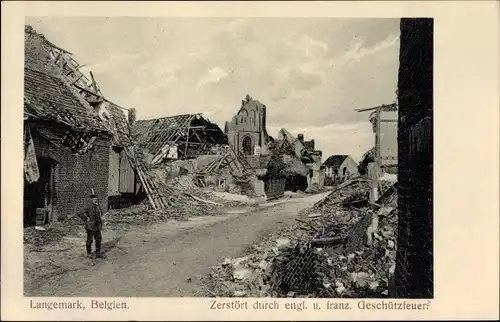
[
  {"left": 297, "top": 133, "right": 304, "bottom": 142},
  {"left": 128, "top": 108, "right": 136, "bottom": 126},
  {"left": 311, "top": 139, "right": 315, "bottom": 150}
]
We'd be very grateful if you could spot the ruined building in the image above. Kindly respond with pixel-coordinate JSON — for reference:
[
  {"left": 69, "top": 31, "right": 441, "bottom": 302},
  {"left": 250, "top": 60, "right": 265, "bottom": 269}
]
[
  {"left": 223, "top": 95, "right": 327, "bottom": 194},
  {"left": 296, "top": 133, "right": 325, "bottom": 189},
  {"left": 23, "top": 29, "right": 113, "bottom": 226},
  {"left": 224, "top": 94, "right": 270, "bottom": 156},
  {"left": 24, "top": 25, "right": 139, "bottom": 225},
  {"left": 357, "top": 102, "right": 398, "bottom": 175},
  {"left": 134, "top": 113, "right": 227, "bottom": 164}
]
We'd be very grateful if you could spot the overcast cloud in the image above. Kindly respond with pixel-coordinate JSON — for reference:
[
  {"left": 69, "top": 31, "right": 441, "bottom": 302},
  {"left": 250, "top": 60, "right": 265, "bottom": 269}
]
[{"left": 26, "top": 17, "right": 400, "bottom": 161}]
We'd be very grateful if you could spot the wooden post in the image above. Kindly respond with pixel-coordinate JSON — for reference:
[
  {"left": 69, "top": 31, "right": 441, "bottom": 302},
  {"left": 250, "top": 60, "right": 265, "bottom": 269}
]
[
  {"left": 184, "top": 127, "right": 190, "bottom": 157},
  {"left": 375, "top": 108, "right": 381, "bottom": 165},
  {"left": 368, "top": 162, "right": 379, "bottom": 203}
]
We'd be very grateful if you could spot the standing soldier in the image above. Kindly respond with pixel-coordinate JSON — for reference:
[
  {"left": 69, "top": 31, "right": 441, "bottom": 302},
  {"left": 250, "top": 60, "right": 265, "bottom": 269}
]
[{"left": 78, "top": 189, "right": 104, "bottom": 258}]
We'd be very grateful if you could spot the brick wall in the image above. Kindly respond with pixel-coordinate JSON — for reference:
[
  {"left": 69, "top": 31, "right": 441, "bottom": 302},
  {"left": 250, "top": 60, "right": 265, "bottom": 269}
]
[{"left": 31, "top": 125, "right": 111, "bottom": 220}]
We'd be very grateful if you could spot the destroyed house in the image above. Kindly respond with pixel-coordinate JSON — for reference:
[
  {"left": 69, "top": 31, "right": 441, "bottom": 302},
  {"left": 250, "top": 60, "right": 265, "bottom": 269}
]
[
  {"left": 296, "top": 133, "right": 325, "bottom": 189},
  {"left": 25, "top": 25, "right": 139, "bottom": 210},
  {"left": 357, "top": 103, "right": 398, "bottom": 174},
  {"left": 134, "top": 113, "right": 228, "bottom": 165},
  {"left": 276, "top": 128, "right": 315, "bottom": 164},
  {"left": 24, "top": 67, "right": 112, "bottom": 227},
  {"left": 263, "top": 130, "right": 311, "bottom": 192},
  {"left": 323, "top": 155, "right": 359, "bottom": 184}
]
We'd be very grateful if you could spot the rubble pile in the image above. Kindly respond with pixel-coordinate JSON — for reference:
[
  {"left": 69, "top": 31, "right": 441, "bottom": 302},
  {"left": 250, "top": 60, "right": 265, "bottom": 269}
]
[
  {"left": 24, "top": 215, "right": 83, "bottom": 248},
  {"left": 24, "top": 225, "right": 68, "bottom": 248},
  {"left": 207, "top": 178, "right": 398, "bottom": 298},
  {"left": 105, "top": 174, "right": 253, "bottom": 225},
  {"left": 167, "top": 175, "right": 244, "bottom": 207},
  {"left": 104, "top": 199, "right": 221, "bottom": 225},
  {"left": 207, "top": 231, "right": 300, "bottom": 297}
]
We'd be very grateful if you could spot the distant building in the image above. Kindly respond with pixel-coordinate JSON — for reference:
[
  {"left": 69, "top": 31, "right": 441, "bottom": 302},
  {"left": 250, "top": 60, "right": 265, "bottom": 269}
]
[
  {"left": 323, "top": 155, "right": 359, "bottom": 184},
  {"left": 296, "top": 133, "right": 325, "bottom": 190},
  {"left": 224, "top": 94, "right": 271, "bottom": 157}
]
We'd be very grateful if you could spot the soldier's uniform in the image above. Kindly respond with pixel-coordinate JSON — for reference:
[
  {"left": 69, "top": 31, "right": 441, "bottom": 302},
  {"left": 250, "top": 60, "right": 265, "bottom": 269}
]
[{"left": 78, "top": 196, "right": 104, "bottom": 258}]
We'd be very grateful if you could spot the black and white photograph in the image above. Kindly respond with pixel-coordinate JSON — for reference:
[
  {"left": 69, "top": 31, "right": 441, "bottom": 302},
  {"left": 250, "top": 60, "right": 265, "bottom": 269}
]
[
  {"left": 1, "top": 1, "right": 498, "bottom": 320},
  {"left": 22, "top": 16, "right": 434, "bottom": 299}
]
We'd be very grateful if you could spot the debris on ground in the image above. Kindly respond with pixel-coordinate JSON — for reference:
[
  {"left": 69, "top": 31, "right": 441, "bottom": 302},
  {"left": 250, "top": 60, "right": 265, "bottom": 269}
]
[
  {"left": 207, "top": 177, "right": 398, "bottom": 298},
  {"left": 24, "top": 214, "right": 83, "bottom": 249},
  {"left": 104, "top": 175, "right": 257, "bottom": 225},
  {"left": 24, "top": 173, "right": 256, "bottom": 250}
]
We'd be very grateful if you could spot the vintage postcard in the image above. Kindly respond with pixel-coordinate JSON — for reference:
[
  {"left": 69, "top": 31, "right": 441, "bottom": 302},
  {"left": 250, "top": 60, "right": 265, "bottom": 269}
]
[{"left": 1, "top": 1, "right": 499, "bottom": 321}]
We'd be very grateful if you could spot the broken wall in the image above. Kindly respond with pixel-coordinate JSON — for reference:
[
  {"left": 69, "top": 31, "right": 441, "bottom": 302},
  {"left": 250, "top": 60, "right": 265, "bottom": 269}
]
[
  {"left": 226, "top": 98, "right": 270, "bottom": 156},
  {"left": 309, "top": 167, "right": 325, "bottom": 190},
  {"left": 378, "top": 110, "right": 398, "bottom": 168}
]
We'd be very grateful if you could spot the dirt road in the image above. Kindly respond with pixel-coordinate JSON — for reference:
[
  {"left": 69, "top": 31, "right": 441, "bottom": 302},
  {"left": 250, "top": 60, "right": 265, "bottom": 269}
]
[{"left": 26, "top": 193, "right": 328, "bottom": 297}]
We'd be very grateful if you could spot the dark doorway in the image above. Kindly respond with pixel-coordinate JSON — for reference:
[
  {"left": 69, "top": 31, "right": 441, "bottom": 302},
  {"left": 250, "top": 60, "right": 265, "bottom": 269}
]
[
  {"left": 23, "top": 157, "right": 55, "bottom": 227},
  {"left": 285, "top": 174, "right": 308, "bottom": 192}
]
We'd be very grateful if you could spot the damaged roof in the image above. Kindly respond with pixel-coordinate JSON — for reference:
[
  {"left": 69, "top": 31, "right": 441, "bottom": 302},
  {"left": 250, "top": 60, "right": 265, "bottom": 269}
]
[
  {"left": 99, "top": 101, "right": 132, "bottom": 146},
  {"left": 25, "top": 25, "right": 133, "bottom": 144},
  {"left": 276, "top": 128, "right": 315, "bottom": 163},
  {"left": 134, "top": 113, "right": 227, "bottom": 159},
  {"left": 323, "top": 155, "right": 349, "bottom": 170},
  {"left": 24, "top": 67, "right": 108, "bottom": 133}
]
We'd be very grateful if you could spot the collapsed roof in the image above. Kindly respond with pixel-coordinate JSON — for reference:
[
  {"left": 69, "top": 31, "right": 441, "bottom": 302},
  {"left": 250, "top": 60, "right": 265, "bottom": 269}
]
[
  {"left": 96, "top": 101, "right": 132, "bottom": 147},
  {"left": 25, "top": 25, "right": 133, "bottom": 148},
  {"left": 273, "top": 128, "right": 315, "bottom": 164},
  {"left": 24, "top": 68, "right": 107, "bottom": 133},
  {"left": 134, "top": 113, "right": 228, "bottom": 164}
]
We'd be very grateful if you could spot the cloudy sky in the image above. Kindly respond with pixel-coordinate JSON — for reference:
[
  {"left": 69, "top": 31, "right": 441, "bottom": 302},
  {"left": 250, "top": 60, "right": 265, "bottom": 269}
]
[{"left": 26, "top": 17, "right": 400, "bottom": 161}]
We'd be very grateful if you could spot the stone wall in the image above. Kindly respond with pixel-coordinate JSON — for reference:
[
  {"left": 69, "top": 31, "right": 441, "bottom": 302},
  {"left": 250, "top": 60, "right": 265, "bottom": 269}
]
[{"left": 225, "top": 97, "right": 269, "bottom": 156}]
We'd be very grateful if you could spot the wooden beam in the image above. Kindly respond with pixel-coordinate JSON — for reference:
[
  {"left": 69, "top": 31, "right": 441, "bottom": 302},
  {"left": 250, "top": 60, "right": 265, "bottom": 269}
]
[
  {"left": 355, "top": 103, "right": 397, "bottom": 113},
  {"left": 53, "top": 51, "right": 62, "bottom": 66},
  {"left": 89, "top": 71, "right": 99, "bottom": 94},
  {"left": 184, "top": 126, "right": 190, "bottom": 156},
  {"left": 375, "top": 108, "right": 381, "bottom": 164},
  {"left": 73, "top": 84, "right": 102, "bottom": 98},
  {"left": 192, "top": 130, "right": 203, "bottom": 143},
  {"left": 368, "top": 162, "right": 380, "bottom": 203},
  {"left": 183, "top": 125, "right": 207, "bottom": 130},
  {"left": 45, "top": 39, "right": 73, "bottom": 55},
  {"left": 310, "top": 236, "right": 345, "bottom": 247},
  {"left": 70, "top": 74, "right": 84, "bottom": 85}
]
